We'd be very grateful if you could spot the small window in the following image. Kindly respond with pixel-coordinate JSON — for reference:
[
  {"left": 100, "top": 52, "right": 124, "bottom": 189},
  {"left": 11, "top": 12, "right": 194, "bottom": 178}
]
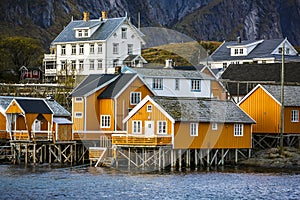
[
  {"left": 157, "top": 121, "right": 167, "bottom": 134},
  {"left": 33, "top": 70, "right": 38, "bottom": 76},
  {"left": 75, "top": 112, "right": 83, "bottom": 118},
  {"left": 84, "top": 30, "right": 88, "bottom": 37},
  {"left": 98, "top": 43, "right": 103, "bottom": 54},
  {"left": 122, "top": 27, "right": 127, "bottom": 39},
  {"left": 278, "top": 47, "right": 282, "bottom": 54},
  {"left": 190, "top": 123, "right": 198, "bottom": 136},
  {"left": 292, "top": 110, "right": 299, "bottom": 122},
  {"left": 71, "top": 45, "right": 76, "bottom": 55},
  {"left": 132, "top": 120, "right": 142, "bottom": 134},
  {"left": 152, "top": 78, "right": 163, "bottom": 90},
  {"left": 100, "top": 115, "right": 110, "bottom": 128},
  {"left": 79, "top": 44, "right": 84, "bottom": 54},
  {"left": 97, "top": 59, "right": 103, "bottom": 70},
  {"left": 239, "top": 48, "right": 243, "bottom": 54},
  {"left": 61, "top": 45, "right": 66, "bottom": 55},
  {"left": 175, "top": 79, "right": 180, "bottom": 90},
  {"left": 113, "top": 59, "right": 118, "bottom": 67},
  {"left": 234, "top": 124, "right": 243, "bottom": 136},
  {"left": 234, "top": 49, "right": 239, "bottom": 55},
  {"left": 147, "top": 105, "right": 152, "bottom": 112},
  {"left": 90, "top": 44, "right": 94, "bottom": 54},
  {"left": 128, "top": 44, "right": 133, "bottom": 55},
  {"left": 75, "top": 97, "right": 83, "bottom": 102},
  {"left": 130, "top": 92, "right": 141, "bottom": 105},
  {"left": 223, "top": 63, "right": 227, "bottom": 69},
  {"left": 212, "top": 123, "right": 218, "bottom": 131},
  {"left": 89, "top": 60, "right": 94, "bottom": 70},
  {"left": 191, "top": 79, "right": 201, "bottom": 91},
  {"left": 61, "top": 61, "right": 66, "bottom": 70},
  {"left": 286, "top": 48, "right": 290, "bottom": 55},
  {"left": 113, "top": 43, "right": 119, "bottom": 54},
  {"left": 71, "top": 60, "right": 76, "bottom": 70},
  {"left": 79, "top": 60, "right": 84, "bottom": 71},
  {"left": 78, "top": 30, "right": 82, "bottom": 37}
]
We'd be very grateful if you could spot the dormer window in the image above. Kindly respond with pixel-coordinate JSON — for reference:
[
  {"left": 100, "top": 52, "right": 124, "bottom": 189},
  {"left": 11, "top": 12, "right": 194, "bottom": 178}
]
[
  {"left": 234, "top": 49, "right": 239, "bottom": 55},
  {"left": 122, "top": 28, "right": 127, "bottom": 39},
  {"left": 76, "top": 29, "right": 90, "bottom": 38}
]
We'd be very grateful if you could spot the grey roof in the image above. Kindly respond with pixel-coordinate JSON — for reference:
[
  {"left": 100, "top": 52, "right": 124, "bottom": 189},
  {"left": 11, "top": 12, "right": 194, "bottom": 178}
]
[
  {"left": 71, "top": 74, "right": 118, "bottom": 97},
  {"left": 220, "top": 62, "right": 300, "bottom": 96},
  {"left": 53, "top": 117, "right": 72, "bottom": 124},
  {"left": 210, "top": 39, "right": 300, "bottom": 62},
  {"left": 98, "top": 74, "right": 138, "bottom": 99},
  {"left": 132, "top": 68, "right": 215, "bottom": 80},
  {"left": 0, "top": 96, "right": 70, "bottom": 117},
  {"left": 151, "top": 96, "right": 255, "bottom": 124},
  {"left": 261, "top": 85, "right": 300, "bottom": 107},
  {"left": 15, "top": 99, "right": 52, "bottom": 114},
  {"left": 52, "top": 17, "right": 125, "bottom": 43}
]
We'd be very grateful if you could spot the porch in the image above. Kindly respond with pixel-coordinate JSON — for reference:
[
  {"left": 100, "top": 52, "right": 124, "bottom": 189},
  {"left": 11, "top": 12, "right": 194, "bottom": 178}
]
[{"left": 112, "top": 134, "right": 172, "bottom": 146}]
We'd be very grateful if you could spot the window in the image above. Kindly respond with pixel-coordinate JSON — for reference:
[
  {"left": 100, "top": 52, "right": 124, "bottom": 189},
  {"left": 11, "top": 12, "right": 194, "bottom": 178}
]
[
  {"left": 132, "top": 121, "right": 142, "bottom": 134},
  {"left": 113, "top": 59, "right": 118, "bottom": 67},
  {"left": 286, "top": 48, "right": 290, "bottom": 55},
  {"left": 84, "top": 30, "right": 88, "bottom": 37},
  {"left": 175, "top": 79, "right": 180, "bottom": 90},
  {"left": 71, "top": 45, "right": 76, "bottom": 55},
  {"left": 190, "top": 123, "right": 198, "bottom": 136},
  {"left": 212, "top": 123, "right": 218, "bottom": 130},
  {"left": 98, "top": 43, "right": 103, "bottom": 54},
  {"left": 278, "top": 47, "right": 282, "bottom": 54},
  {"left": 130, "top": 92, "right": 141, "bottom": 105},
  {"left": 223, "top": 63, "right": 227, "bottom": 69},
  {"left": 191, "top": 79, "right": 201, "bottom": 91},
  {"left": 128, "top": 44, "right": 133, "bottom": 55},
  {"left": 89, "top": 60, "right": 94, "bottom": 70},
  {"left": 61, "top": 61, "right": 66, "bottom": 70},
  {"left": 234, "top": 124, "right": 243, "bottom": 136},
  {"left": 79, "top": 60, "right": 84, "bottom": 71},
  {"left": 122, "top": 27, "right": 127, "bottom": 39},
  {"left": 75, "top": 97, "right": 83, "bottom": 102},
  {"left": 101, "top": 115, "right": 110, "bottom": 128},
  {"left": 239, "top": 48, "right": 243, "bottom": 54},
  {"left": 292, "top": 110, "right": 299, "bottom": 122},
  {"left": 33, "top": 70, "right": 38, "bottom": 76},
  {"left": 90, "top": 44, "right": 94, "bottom": 54},
  {"left": 78, "top": 30, "right": 82, "bottom": 37},
  {"left": 75, "top": 112, "right": 83, "bottom": 118},
  {"left": 61, "top": 45, "right": 66, "bottom": 55},
  {"left": 113, "top": 43, "right": 119, "bottom": 54},
  {"left": 157, "top": 121, "right": 167, "bottom": 134},
  {"left": 152, "top": 78, "right": 163, "bottom": 90},
  {"left": 234, "top": 49, "right": 239, "bottom": 55},
  {"left": 71, "top": 60, "right": 76, "bottom": 70},
  {"left": 147, "top": 105, "right": 152, "bottom": 112},
  {"left": 97, "top": 59, "right": 103, "bottom": 70},
  {"left": 79, "top": 44, "right": 84, "bottom": 54}
]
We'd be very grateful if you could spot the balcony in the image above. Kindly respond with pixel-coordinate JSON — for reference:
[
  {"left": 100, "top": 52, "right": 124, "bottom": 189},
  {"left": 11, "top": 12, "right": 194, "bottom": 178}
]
[
  {"left": 10, "top": 130, "right": 53, "bottom": 141},
  {"left": 45, "top": 69, "right": 57, "bottom": 77},
  {"left": 112, "top": 134, "right": 172, "bottom": 146},
  {"left": 43, "top": 54, "right": 56, "bottom": 61}
]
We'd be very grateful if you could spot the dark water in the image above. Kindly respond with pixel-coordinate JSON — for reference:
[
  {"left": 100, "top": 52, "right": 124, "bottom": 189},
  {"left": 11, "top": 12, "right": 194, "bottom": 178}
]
[{"left": 0, "top": 165, "right": 299, "bottom": 200}]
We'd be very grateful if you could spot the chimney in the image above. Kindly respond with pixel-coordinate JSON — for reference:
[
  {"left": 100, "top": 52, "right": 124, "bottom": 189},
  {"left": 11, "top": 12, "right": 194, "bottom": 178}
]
[
  {"left": 237, "top": 36, "right": 241, "bottom": 43},
  {"left": 83, "top": 12, "right": 90, "bottom": 21},
  {"left": 115, "top": 66, "right": 122, "bottom": 74},
  {"left": 102, "top": 11, "right": 108, "bottom": 20},
  {"left": 165, "top": 59, "right": 173, "bottom": 68}
]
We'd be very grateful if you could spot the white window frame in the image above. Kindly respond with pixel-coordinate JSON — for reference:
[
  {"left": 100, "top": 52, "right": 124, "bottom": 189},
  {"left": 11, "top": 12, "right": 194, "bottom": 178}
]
[
  {"left": 61, "top": 45, "right": 66, "bottom": 55},
  {"left": 79, "top": 60, "right": 84, "bottom": 71},
  {"left": 157, "top": 121, "right": 167, "bottom": 134},
  {"left": 97, "top": 59, "right": 103, "bottom": 70},
  {"left": 212, "top": 123, "right": 218, "bottom": 131},
  {"left": 75, "top": 97, "right": 83, "bottom": 102},
  {"left": 190, "top": 123, "right": 198, "bottom": 136},
  {"left": 100, "top": 115, "right": 111, "bottom": 128},
  {"left": 234, "top": 49, "right": 239, "bottom": 55},
  {"left": 128, "top": 44, "right": 133, "bottom": 55},
  {"left": 113, "top": 43, "right": 119, "bottom": 54},
  {"left": 98, "top": 43, "right": 103, "bottom": 54},
  {"left": 147, "top": 105, "right": 152, "bottom": 112},
  {"left": 130, "top": 92, "right": 141, "bottom": 105},
  {"left": 191, "top": 79, "right": 201, "bottom": 92},
  {"left": 90, "top": 44, "right": 94, "bottom": 54},
  {"left": 175, "top": 79, "right": 180, "bottom": 90},
  {"left": 79, "top": 44, "right": 84, "bottom": 55},
  {"left": 122, "top": 27, "right": 127, "bottom": 39},
  {"left": 234, "top": 124, "right": 243, "bottom": 136},
  {"left": 61, "top": 61, "right": 66, "bottom": 71},
  {"left": 132, "top": 120, "right": 142, "bottom": 134},
  {"left": 71, "top": 60, "right": 76, "bottom": 70},
  {"left": 292, "top": 110, "right": 299, "bottom": 122},
  {"left": 71, "top": 45, "right": 76, "bottom": 55},
  {"left": 74, "top": 112, "right": 83, "bottom": 118},
  {"left": 89, "top": 60, "right": 94, "bottom": 70},
  {"left": 152, "top": 78, "right": 163, "bottom": 90}
]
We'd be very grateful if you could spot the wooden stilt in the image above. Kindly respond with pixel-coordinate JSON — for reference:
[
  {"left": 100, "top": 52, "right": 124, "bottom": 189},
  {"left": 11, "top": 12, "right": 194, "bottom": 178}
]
[
  {"left": 178, "top": 149, "right": 182, "bottom": 170},
  {"left": 25, "top": 144, "right": 28, "bottom": 165},
  {"left": 221, "top": 149, "right": 224, "bottom": 166},
  {"left": 235, "top": 149, "right": 238, "bottom": 164},
  {"left": 33, "top": 143, "right": 36, "bottom": 165},
  {"left": 207, "top": 149, "right": 210, "bottom": 166},
  {"left": 195, "top": 149, "right": 198, "bottom": 168}
]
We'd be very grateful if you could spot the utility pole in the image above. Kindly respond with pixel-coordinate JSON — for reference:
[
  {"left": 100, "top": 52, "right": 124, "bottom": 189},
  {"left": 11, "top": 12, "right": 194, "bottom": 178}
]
[{"left": 279, "top": 42, "right": 285, "bottom": 154}]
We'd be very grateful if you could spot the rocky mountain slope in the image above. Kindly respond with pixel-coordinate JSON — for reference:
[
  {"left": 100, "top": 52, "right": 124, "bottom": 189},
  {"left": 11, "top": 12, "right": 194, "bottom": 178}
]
[{"left": 0, "top": 0, "right": 299, "bottom": 49}]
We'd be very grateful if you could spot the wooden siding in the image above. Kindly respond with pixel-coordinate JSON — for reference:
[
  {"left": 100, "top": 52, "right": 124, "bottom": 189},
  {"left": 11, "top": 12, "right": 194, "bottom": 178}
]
[
  {"left": 99, "top": 99, "right": 115, "bottom": 131},
  {"left": 0, "top": 113, "right": 6, "bottom": 131},
  {"left": 284, "top": 107, "right": 300, "bottom": 134},
  {"left": 72, "top": 97, "right": 84, "bottom": 131},
  {"left": 116, "top": 78, "right": 153, "bottom": 131},
  {"left": 56, "top": 124, "right": 72, "bottom": 141},
  {"left": 239, "top": 87, "right": 280, "bottom": 134},
  {"left": 174, "top": 122, "right": 252, "bottom": 149},
  {"left": 127, "top": 101, "right": 173, "bottom": 136},
  {"left": 6, "top": 101, "right": 22, "bottom": 114}
]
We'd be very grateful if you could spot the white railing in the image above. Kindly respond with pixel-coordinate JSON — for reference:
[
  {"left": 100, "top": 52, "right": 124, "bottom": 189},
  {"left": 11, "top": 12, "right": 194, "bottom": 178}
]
[{"left": 43, "top": 54, "right": 56, "bottom": 61}]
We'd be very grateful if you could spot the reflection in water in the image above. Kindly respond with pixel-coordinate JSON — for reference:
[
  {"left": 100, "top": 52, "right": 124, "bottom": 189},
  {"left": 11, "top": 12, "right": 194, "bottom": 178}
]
[{"left": 0, "top": 165, "right": 299, "bottom": 199}]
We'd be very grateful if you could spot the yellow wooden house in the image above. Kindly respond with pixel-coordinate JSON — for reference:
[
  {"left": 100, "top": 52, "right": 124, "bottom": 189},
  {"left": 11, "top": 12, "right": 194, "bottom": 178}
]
[
  {"left": 71, "top": 73, "right": 153, "bottom": 140},
  {"left": 113, "top": 95, "right": 255, "bottom": 149},
  {"left": 238, "top": 84, "right": 300, "bottom": 135}
]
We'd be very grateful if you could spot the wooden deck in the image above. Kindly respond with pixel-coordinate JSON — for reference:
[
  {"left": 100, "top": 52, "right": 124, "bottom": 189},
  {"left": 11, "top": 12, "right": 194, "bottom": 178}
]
[{"left": 112, "top": 134, "right": 172, "bottom": 146}]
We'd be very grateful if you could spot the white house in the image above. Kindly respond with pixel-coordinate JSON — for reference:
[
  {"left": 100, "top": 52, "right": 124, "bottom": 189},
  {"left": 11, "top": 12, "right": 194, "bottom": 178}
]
[
  {"left": 43, "top": 11, "right": 146, "bottom": 82},
  {"left": 203, "top": 37, "right": 300, "bottom": 70},
  {"left": 122, "top": 66, "right": 214, "bottom": 98}
]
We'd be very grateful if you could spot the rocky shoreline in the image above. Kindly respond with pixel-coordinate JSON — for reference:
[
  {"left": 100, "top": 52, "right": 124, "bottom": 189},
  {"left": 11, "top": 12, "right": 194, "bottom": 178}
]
[{"left": 241, "top": 147, "right": 300, "bottom": 170}]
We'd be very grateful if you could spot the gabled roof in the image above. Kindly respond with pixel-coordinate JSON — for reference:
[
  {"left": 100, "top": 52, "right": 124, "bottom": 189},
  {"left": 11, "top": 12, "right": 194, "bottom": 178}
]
[
  {"left": 123, "top": 55, "right": 147, "bottom": 63},
  {"left": 53, "top": 117, "right": 72, "bottom": 124},
  {"left": 220, "top": 63, "right": 300, "bottom": 96},
  {"left": 210, "top": 38, "right": 300, "bottom": 62},
  {"left": 0, "top": 96, "right": 70, "bottom": 117},
  {"left": 98, "top": 73, "right": 138, "bottom": 99},
  {"left": 71, "top": 74, "right": 119, "bottom": 97},
  {"left": 127, "top": 67, "right": 215, "bottom": 80},
  {"left": 52, "top": 17, "right": 125, "bottom": 43},
  {"left": 13, "top": 99, "right": 53, "bottom": 114}
]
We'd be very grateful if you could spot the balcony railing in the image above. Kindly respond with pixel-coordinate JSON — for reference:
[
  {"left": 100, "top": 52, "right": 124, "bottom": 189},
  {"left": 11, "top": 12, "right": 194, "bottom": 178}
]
[
  {"left": 10, "top": 130, "right": 53, "bottom": 141},
  {"left": 43, "top": 54, "right": 56, "bottom": 61},
  {"left": 112, "top": 134, "right": 172, "bottom": 146},
  {"left": 45, "top": 69, "right": 57, "bottom": 76}
]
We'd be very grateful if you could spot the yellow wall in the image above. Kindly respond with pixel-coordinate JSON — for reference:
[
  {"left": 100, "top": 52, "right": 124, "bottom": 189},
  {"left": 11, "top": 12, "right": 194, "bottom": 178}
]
[
  {"left": 284, "top": 107, "right": 300, "bottom": 134},
  {"left": 0, "top": 113, "right": 6, "bottom": 131},
  {"left": 72, "top": 97, "right": 84, "bottom": 131},
  {"left": 6, "top": 101, "right": 22, "bottom": 114},
  {"left": 99, "top": 99, "right": 115, "bottom": 131},
  {"left": 127, "top": 101, "right": 173, "bottom": 135},
  {"left": 116, "top": 78, "right": 153, "bottom": 130},
  {"left": 174, "top": 122, "right": 252, "bottom": 149},
  {"left": 239, "top": 87, "right": 280, "bottom": 134}
]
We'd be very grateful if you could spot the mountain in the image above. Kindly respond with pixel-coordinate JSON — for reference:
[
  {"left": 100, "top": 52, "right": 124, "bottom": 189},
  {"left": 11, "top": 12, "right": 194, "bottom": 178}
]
[{"left": 0, "top": 0, "right": 300, "bottom": 50}]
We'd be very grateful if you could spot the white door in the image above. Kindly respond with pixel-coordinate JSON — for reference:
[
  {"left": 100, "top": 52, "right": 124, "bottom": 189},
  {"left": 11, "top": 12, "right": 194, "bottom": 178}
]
[{"left": 144, "top": 121, "right": 154, "bottom": 137}]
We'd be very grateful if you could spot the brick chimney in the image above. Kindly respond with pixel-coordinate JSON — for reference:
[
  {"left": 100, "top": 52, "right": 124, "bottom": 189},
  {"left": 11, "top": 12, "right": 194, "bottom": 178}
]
[
  {"left": 102, "top": 11, "right": 108, "bottom": 20},
  {"left": 83, "top": 12, "right": 90, "bottom": 21}
]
